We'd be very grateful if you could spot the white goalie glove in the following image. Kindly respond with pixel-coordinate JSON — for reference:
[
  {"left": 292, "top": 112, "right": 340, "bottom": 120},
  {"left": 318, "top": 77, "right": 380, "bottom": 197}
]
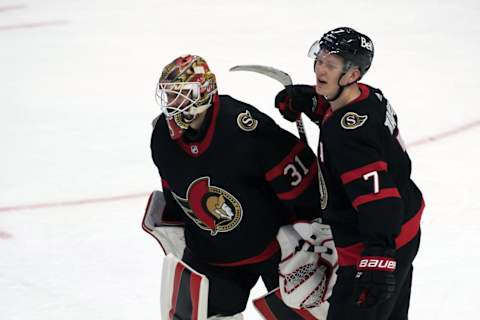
[
  {"left": 142, "top": 191, "right": 185, "bottom": 257},
  {"left": 277, "top": 219, "right": 338, "bottom": 311}
]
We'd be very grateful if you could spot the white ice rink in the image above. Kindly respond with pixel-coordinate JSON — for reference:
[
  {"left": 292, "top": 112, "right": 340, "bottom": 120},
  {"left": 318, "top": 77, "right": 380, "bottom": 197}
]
[{"left": 1, "top": 0, "right": 479, "bottom": 319}]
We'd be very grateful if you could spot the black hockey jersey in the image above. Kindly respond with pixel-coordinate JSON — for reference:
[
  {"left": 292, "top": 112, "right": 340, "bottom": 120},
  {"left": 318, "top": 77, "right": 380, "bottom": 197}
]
[
  {"left": 151, "top": 95, "right": 321, "bottom": 265},
  {"left": 310, "top": 84, "right": 424, "bottom": 266}
]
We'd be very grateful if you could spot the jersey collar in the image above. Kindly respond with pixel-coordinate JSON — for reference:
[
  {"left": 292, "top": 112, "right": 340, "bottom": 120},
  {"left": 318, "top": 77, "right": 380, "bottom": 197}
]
[
  {"left": 176, "top": 94, "right": 220, "bottom": 157},
  {"left": 322, "top": 83, "right": 370, "bottom": 125}
]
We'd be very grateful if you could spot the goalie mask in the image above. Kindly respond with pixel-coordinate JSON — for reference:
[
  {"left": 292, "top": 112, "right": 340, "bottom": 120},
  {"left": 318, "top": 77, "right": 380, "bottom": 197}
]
[{"left": 155, "top": 54, "right": 218, "bottom": 140}]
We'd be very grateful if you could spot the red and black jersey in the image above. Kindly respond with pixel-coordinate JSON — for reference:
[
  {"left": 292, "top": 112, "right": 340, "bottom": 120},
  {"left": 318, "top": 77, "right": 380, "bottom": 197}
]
[
  {"left": 151, "top": 94, "right": 321, "bottom": 265},
  {"left": 314, "top": 84, "right": 424, "bottom": 266}
]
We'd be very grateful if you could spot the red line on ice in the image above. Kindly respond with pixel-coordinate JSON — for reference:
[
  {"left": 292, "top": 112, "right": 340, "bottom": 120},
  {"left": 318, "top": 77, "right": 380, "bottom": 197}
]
[
  {"left": 0, "top": 119, "right": 478, "bottom": 213},
  {"left": 0, "top": 20, "right": 68, "bottom": 31},
  {"left": 0, "top": 193, "right": 149, "bottom": 213},
  {"left": 0, "top": 4, "right": 26, "bottom": 12},
  {"left": 0, "top": 231, "right": 13, "bottom": 239},
  {"left": 408, "top": 119, "right": 480, "bottom": 147}
]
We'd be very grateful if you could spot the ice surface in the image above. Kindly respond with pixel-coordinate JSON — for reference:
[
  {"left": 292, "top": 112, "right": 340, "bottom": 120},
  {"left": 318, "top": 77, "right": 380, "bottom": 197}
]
[{"left": 1, "top": 0, "right": 479, "bottom": 319}]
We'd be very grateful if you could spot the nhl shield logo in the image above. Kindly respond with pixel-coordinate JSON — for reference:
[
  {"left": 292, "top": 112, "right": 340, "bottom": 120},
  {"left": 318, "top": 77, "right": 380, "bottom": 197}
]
[
  {"left": 340, "top": 112, "right": 368, "bottom": 130},
  {"left": 172, "top": 177, "right": 243, "bottom": 235}
]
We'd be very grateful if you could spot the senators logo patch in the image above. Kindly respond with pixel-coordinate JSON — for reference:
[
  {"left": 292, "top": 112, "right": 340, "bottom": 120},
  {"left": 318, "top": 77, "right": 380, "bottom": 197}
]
[
  {"left": 237, "top": 110, "right": 258, "bottom": 132},
  {"left": 172, "top": 177, "right": 243, "bottom": 235},
  {"left": 340, "top": 112, "right": 368, "bottom": 130}
]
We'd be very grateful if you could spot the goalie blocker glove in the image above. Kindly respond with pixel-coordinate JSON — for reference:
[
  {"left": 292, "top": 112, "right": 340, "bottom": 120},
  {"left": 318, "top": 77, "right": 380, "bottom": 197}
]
[
  {"left": 353, "top": 246, "right": 396, "bottom": 308},
  {"left": 275, "top": 85, "right": 327, "bottom": 122}
]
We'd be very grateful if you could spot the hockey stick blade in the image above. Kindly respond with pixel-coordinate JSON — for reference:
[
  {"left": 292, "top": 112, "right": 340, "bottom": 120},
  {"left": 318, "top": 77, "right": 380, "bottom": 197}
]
[
  {"left": 230, "top": 65, "right": 293, "bottom": 87},
  {"left": 229, "top": 64, "right": 308, "bottom": 143}
]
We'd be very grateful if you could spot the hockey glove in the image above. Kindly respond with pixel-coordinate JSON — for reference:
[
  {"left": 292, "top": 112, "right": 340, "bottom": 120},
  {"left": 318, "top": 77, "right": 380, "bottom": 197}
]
[
  {"left": 274, "top": 85, "right": 319, "bottom": 122},
  {"left": 353, "top": 247, "right": 396, "bottom": 308},
  {"left": 276, "top": 219, "right": 338, "bottom": 309}
]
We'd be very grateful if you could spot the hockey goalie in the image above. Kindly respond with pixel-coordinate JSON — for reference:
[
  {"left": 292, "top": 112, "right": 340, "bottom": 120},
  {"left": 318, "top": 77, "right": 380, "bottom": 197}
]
[{"left": 143, "top": 54, "right": 338, "bottom": 319}]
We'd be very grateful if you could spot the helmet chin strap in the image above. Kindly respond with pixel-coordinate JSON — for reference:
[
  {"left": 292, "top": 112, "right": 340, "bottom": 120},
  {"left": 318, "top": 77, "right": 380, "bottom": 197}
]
[
  {"left": 325, "top": 72, "right": 357, "bottom": 102},
  {"left": 326, "top": 81, "right": 345, "bottom": 102}
]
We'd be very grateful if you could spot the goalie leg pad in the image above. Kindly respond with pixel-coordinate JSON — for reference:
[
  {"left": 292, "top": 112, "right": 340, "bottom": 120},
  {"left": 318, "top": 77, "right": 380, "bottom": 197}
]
[{"left": 161, "top": 253, "right": 209, "bottom": 320}]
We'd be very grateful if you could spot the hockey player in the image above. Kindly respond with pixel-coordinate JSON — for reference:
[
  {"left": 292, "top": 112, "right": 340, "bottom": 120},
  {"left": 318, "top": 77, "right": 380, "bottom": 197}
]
[
  {"left": 274, "top": 27, "right": 425, "bottom": 319},
  {"left": 149, "top": 54, "right": 324, "bottom": 319}
]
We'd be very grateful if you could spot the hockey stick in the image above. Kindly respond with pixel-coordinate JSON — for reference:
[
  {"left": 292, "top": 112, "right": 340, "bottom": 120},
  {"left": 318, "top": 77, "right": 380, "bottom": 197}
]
[{"left": 229, "top": 65, "right": 308, "bottom": 143}]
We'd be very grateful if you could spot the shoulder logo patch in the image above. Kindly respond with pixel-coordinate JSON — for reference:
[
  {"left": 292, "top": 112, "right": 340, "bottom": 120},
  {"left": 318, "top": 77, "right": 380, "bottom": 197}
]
[
  {"left": 237, "top": 110, "right": 258, "bottom": 132},
  {"left": 340, "top": 112, "right": 368, "bottom": 129}
]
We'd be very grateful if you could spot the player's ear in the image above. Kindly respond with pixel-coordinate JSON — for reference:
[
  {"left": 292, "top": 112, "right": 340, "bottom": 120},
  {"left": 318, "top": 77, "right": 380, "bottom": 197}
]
[
  {"left": 351, "top": 67, "right": 362, "bottom": 82},
  {"left": 341, "top": 67, "right": 362, "bottom": 85}
]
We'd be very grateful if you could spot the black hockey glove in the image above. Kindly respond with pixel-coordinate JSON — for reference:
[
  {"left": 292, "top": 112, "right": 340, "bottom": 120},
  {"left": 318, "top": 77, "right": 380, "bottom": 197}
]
[
  {"left": 274, "top": 85, "right": 318, "bottom": 122},
  {"left": 353, "top": 247, "right": 397, "bottom": 308}
]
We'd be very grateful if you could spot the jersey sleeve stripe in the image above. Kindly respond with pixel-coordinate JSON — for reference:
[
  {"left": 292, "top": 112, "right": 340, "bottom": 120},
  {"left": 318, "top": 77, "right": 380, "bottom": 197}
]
[
  {"left": 352, "top": 187, "right": 401, "bottom": 209},
  {"left": 265, "top": 141, "right": 305, "bottom": 181},
  {"left": 276, "top": 162, "right": 318, "bottom": 200},
  {"left": 336, "top": 199, "right": 424, "bottom": 266},
  {"left": 337, "top": 242, "right": 365, "bottom": 266},
  {"left": 395, "top": 199, "right": 425, "bottom": 248},
  {"left": 340, "top": 161, "right": 388, "bottom": 185}
]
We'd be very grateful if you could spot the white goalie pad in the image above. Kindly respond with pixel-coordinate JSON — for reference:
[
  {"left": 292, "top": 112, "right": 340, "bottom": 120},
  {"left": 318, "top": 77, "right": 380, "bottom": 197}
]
[
  {"left": 276, "top": 219, "right": 338, "bottom": 311},
  {"left": 142, "top": 190, "right": 185, "bottom": 257},
  {"left": 161, "top": 253, "right": 209, "bottom": 320}
]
